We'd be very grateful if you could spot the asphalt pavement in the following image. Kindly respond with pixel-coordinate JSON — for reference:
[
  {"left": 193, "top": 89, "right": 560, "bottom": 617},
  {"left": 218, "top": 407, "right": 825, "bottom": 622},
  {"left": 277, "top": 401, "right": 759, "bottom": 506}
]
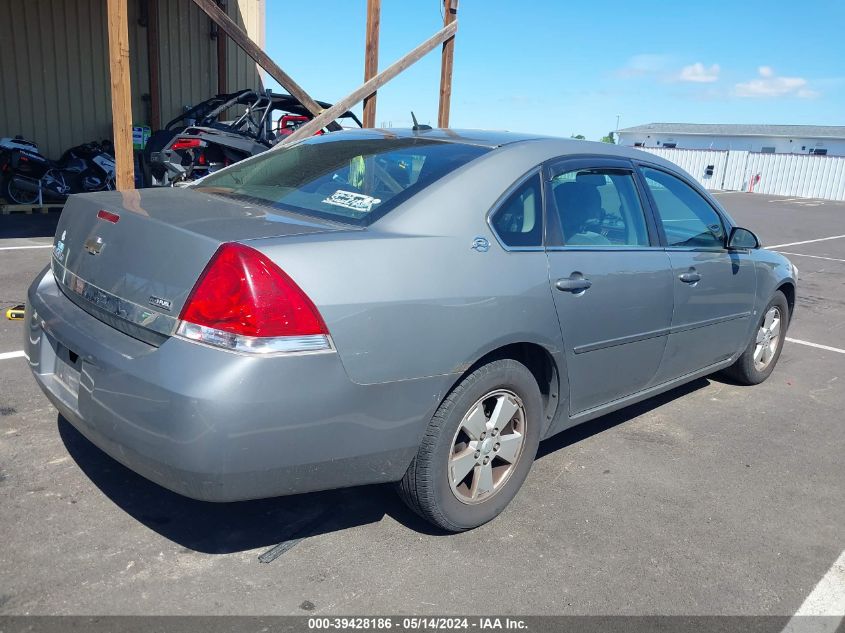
[{"left": 0, "top": 193, "right": 842, "bottom": 616}]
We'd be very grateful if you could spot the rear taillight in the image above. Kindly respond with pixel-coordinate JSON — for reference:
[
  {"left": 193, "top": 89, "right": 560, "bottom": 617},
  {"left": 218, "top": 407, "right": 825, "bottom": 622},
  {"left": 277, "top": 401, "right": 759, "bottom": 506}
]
[
  {"left": 171, "top": 138, "right": 203, "bottom": 150},
  {"left": 176, "top": 243, "right": 331, "bottom": 355}
]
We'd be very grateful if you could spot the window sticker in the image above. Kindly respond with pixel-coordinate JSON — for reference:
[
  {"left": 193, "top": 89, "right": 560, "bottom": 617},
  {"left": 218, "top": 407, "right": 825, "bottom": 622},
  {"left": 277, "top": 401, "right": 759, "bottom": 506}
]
[{"left": 322, "top": 190, "right": 382, "bottom": 213}]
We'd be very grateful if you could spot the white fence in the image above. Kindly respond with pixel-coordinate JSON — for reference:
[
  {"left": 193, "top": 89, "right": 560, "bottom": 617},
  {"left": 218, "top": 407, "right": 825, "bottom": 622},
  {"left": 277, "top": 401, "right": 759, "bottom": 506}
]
[{"left": 639, "top": 147, "right": 845, "bottom": 201}]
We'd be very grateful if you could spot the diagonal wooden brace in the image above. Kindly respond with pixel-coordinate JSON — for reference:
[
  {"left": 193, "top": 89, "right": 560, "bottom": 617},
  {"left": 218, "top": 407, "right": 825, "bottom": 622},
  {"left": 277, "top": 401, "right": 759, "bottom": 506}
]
[
  {"left": 191, "top": 0, "right": 341, "bottom": 131},
  {"left": 280, "top": 20, "right": 458, "bottom": 145}
]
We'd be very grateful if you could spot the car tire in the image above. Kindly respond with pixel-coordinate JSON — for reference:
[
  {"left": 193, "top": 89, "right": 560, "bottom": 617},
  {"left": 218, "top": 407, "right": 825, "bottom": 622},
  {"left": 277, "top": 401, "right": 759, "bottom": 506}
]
[
  {"left": 722, "top": 290, "right": 789, "bottom": 386},
  {"left": 397, "top": 358, "right": 543, "bottom": 532}
]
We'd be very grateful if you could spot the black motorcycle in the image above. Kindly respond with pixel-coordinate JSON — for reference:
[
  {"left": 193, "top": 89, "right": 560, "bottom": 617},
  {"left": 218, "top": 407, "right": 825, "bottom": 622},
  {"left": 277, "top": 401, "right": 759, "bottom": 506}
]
[{"left": 0, "top": 137, "right": 116, "bottom": 205}]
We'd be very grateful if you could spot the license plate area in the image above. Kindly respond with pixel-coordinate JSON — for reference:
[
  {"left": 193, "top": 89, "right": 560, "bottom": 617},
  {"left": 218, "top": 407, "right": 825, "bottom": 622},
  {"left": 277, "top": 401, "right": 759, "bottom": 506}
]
[{"left": 53, "top": 342, "right": 82, "bottom": 403}]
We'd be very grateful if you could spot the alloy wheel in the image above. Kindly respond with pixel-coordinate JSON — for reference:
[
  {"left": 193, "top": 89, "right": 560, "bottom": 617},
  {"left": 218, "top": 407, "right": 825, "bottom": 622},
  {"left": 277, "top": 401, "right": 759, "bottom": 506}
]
[
  {"left": 448, "top": 389, "right": 526, "bottom": 504},
  {"left": 754, "top": 306, "right": 782, "bottom": 371}
]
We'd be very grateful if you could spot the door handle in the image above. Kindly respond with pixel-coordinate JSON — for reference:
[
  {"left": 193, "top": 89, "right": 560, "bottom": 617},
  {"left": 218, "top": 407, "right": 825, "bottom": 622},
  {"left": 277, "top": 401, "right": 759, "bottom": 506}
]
[
  {"left": 678, "top": 271, "right": 701, "bottom": 284},
  {"left": 556, "top": 277, "right": 592, "bottom": 292}
]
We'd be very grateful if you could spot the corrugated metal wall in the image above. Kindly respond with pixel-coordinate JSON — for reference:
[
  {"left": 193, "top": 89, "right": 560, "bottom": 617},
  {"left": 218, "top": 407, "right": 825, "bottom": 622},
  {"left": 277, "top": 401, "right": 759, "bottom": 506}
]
[
  {"left": 157, "top": 0, "right": 218, "bottom": 123},
  {"left": 641, "top": 147, "right": 845, "bottom": 202},
  {"left": 745, "top": 153, "right": 845, "bottom": 201},
  {"left": 226, "top": 0, "right": 265, "bottom": 95},
  {"left": 129, "top": 0, "right": 151, "bottom": 127},
  {"left": 640, "top": 148, "right": 728, "bottom": 191},
  {"left": 157, "top": 0, "right": 264, "bottom": 126},
  {"left": 0, "top": 0, "right": 264, "bottom": 159},
  {"left": 0, "top": 0, "right": 111, "bottom": 157},
  {"left": 722, "top": 151, "right": 748, "bottom": 191}
]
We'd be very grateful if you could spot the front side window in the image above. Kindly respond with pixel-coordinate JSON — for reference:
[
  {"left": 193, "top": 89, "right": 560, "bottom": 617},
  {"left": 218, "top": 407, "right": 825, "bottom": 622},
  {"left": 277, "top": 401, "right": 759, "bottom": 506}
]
[
  {"left": 490, "top": 173, "right": 543, "bottom": 247},
  {"left": 550, "top": 168, "right": 650, "bottom": 247},
  {"left": 194, "top": 135, "right": 489, "bottom": 226},
  {"left": 640, "top": 167, "right": 725, "bottom": 249}
]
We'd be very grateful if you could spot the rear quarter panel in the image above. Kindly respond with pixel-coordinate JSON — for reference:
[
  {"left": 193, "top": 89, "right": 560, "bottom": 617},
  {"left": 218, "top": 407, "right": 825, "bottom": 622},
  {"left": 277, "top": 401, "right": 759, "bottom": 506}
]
[{"left": 250, "top": 143, "right": 567, "bottom": 387}]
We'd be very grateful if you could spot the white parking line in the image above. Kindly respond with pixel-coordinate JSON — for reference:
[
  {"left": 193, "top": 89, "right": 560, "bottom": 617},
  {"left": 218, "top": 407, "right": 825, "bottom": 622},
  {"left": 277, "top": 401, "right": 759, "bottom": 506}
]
[
  {"left": 0, "top": 350, "right": 26, "bottom": 361},
  {"left": 768, "top": 197, "right": 828, "bottom": 206},
  {"left": 786, "top": 338, "right": 845, "bottom": 355},
  {"left": 768, "top": 235, "right": 845, "bottom": 249},
  {"left": 781, "top": 550, "right": 845, "bottom": 632},
  {"left": 777, "top": 251, "right": 845, "bottom": 264},
  {"left": 0, "top": 244, "right": 52, "bottom": 251}
]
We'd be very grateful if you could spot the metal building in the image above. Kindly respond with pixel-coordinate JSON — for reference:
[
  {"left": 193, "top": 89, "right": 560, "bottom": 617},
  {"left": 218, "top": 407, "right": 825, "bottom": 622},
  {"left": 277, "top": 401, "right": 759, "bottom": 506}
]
[
  {"left": 617, "top": 123, "right": 845, "bottom": 157},
  {"left": 0, "top": 0, "right": 265, "bottom": 159}
]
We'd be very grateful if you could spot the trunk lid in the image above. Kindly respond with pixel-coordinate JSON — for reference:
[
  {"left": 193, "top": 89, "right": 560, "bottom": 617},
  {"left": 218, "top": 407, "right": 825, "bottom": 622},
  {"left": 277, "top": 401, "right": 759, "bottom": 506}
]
[{"left": 51, "top": 188, "right": 351, "bottom": 341}]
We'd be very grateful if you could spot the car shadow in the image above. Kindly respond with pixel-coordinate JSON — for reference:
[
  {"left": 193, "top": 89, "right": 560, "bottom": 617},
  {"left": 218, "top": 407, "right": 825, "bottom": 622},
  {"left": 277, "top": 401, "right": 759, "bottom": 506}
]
[
  {"left": 57, "top": 416, "right": 435, "bottom": 553},
  {"left": 536, "top": 377, "right": 710, "bottom": 459},
  {"left": 0, "top": 212, "right": 61, "bottom": 239},
  {"left": 707, "top": 372, "right": 751, "bottom": 387},
  {"left": 58, "top": 378, "right": 712, "bottom": 550}
]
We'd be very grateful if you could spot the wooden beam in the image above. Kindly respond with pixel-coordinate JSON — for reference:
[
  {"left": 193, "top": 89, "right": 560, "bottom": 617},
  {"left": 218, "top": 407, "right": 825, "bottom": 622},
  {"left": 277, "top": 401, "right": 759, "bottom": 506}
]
[
  {"left": 107, "top": 0, "right": 134, "bottom": 190},
  {"left": 282, "top": 20, "right": 458, "bottom": 145},
  {"left": 146, "top": 0, "right": 161, "bottom": 129},
  {"left": 362, "top": 0, "right": 380, "bottom": 128},
  {"left": 191, "top": 0, "right": 341, "bottom": 131},
  {"left": 437, "top": 0, "right": 458, "bottom": 128}
]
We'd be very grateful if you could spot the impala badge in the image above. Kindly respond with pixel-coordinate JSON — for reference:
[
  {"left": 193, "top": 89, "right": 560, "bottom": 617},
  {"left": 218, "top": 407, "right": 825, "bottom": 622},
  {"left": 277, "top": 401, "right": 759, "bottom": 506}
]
[
  {"left": 148, "top": 296, "right": 172, "bottom": 311},
  {"left": 84, "top": 236, "right": 104, "bottom": 255}
]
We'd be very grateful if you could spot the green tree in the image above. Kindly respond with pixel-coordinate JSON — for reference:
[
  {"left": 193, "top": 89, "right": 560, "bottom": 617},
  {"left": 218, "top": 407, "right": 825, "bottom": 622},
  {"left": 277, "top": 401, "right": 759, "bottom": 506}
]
[
  {"left": 570, "top": 134, "right": 586, "bottom": 140},
  {"left": 600, "top": 131, "right": 616, "bottom": 144}
]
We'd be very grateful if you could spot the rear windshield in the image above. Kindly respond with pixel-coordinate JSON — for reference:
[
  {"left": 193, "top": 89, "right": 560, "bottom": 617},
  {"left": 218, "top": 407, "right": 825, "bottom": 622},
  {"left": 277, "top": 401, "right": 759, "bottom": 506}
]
[{"left": 193, "top": 135, "right": 490, "bottom": 225}]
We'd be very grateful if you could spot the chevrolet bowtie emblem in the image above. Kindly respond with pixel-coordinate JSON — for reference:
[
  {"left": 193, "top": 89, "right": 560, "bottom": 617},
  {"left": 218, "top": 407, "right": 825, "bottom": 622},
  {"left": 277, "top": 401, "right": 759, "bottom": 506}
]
[{"left": 84, "top": 236, "right": 105, "bottom": 255}]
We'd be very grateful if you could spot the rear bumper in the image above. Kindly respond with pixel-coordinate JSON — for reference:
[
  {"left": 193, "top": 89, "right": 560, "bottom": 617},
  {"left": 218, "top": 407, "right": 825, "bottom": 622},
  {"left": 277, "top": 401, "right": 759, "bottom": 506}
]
[{"left": 25, "top": 267, "right": 445, "bottom": 501}]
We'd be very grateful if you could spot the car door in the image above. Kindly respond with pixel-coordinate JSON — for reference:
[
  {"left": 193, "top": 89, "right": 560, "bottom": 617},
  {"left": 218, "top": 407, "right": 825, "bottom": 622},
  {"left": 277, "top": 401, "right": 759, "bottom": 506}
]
[
  {"left": 637, "top": 165, "right": 757, "bottom": 382},
  {"left": 544, "top": 157, "right": 675, "bottom": 415}
]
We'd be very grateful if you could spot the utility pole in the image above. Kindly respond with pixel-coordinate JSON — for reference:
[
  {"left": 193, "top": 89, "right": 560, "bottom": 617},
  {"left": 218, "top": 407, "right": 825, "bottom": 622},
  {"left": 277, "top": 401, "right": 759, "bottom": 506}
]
[
  {"left": 437, "top": 0, "right": 458, "bottom": 128},
  {"left": 362, "top": 0, "right": 381, "bottom": 127}
]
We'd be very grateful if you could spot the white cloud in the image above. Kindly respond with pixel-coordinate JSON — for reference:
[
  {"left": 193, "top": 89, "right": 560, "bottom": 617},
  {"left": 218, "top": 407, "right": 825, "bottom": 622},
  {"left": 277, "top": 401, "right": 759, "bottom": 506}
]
[
  {"left": 678, "top": 62, "right": 720, "bottom": 83},
  {"left": 735, "top": 67, "right": 819, "bottom": 98}
]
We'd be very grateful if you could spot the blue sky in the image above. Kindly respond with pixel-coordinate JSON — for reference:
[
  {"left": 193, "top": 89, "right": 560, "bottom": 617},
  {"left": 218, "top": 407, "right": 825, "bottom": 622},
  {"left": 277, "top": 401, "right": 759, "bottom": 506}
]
[{"left": 262, "top": 0, "right": 845, "bottom": 141}]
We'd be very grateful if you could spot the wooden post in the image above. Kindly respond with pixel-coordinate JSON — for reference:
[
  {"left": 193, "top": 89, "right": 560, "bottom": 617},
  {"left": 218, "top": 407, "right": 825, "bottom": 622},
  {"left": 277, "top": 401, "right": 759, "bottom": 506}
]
[
  {"left": 107, "top": 0, "right": 134, "bottom": 190},
  {"left": 437, "top": 0, "right": 458, "bottom": 128},
  {"left": 191, "top": 0, "right": 340, "bottom": 131},
  {"left": 146, "top": 0, "right": 161, "bottom": 129},
  {"left": 216, "top": 0, "right": 228, "bottom": 94},
  {"left": 362, "top": 0, "right": 380, "bottom": 128},
  {"left": 282, "top": 21, "right": 458, "bottom": 145}
]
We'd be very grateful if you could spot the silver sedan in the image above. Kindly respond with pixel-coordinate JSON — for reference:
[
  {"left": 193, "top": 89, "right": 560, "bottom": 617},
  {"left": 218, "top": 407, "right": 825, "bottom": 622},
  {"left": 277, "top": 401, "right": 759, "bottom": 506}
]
[{"left": 26, "top": 129, "right": 796, "bottom": 531}]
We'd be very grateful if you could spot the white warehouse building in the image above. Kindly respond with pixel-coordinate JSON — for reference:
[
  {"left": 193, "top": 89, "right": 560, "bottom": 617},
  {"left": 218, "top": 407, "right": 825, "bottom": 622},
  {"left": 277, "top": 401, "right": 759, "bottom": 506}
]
[{"left": 616, "top": 123, "right": 845, "bottom": 156}]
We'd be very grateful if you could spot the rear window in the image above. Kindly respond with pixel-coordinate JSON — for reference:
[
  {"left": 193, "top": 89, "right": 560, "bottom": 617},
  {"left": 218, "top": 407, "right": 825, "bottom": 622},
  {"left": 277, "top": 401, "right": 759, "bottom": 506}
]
[{"left": 194, "top": 135, "right": 489, "bottom": 225}]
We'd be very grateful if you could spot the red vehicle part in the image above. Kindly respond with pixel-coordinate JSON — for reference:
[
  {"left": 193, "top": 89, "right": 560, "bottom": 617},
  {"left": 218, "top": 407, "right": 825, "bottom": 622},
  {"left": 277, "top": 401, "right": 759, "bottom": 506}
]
[{"left": 276, "top": 115, "right": 324, "bottom": 137}]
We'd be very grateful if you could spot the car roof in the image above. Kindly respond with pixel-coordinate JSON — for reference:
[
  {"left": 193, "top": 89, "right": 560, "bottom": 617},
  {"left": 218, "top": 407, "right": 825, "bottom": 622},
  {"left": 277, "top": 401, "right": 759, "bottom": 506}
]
[
  {"left": 316, "top": 127, "right": 679, "bottom": 167},
  {"left": 367, "top": 128, "right": 552, "bottom": 147}
]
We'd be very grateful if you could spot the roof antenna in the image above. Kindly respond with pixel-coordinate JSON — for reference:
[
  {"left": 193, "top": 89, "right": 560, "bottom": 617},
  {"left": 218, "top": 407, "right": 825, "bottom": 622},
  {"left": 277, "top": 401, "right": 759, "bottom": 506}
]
[{"left": 411, "top": 111, "right": 432, "bottom": 132}]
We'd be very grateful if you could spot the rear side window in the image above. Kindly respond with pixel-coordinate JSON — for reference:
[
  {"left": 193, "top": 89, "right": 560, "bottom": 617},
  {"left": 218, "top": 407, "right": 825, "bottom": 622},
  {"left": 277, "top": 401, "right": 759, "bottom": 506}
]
[
  {"left": 641, "top": 167, "right": 725, "bottom": 249},
  {"left": 490, "top": 173, "right": 543, "bottom": 247},
  {"left": 194, "top": 135, "right": 489, "bottom": 226},
  {"left": 550, "top": 168, "right": 650, "bottom": 247}
]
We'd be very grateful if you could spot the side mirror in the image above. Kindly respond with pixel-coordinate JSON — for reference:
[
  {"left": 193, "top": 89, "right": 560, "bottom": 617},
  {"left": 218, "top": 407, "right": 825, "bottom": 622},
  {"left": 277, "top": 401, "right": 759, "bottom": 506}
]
[{"left": 728, "top": 226, "right": 760, "bottom": 250}]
